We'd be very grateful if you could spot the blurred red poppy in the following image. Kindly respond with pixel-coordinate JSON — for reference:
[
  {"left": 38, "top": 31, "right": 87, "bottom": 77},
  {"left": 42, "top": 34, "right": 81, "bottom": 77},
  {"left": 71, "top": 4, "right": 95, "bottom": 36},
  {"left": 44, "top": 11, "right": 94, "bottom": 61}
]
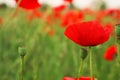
[
  {"left": 0, "top": 17, "right": 3, "bottom": 25},
  {"left": 106, "top": 9, "right": 119, "bottom": 16},
  {"left": 26, "top": 9, "right": 42, "bottom": 21},
  {"left": 95, "top": 10, "right": 106, "bottom": 22},
  {"left": 53, "top": 5, "right": 66, "bottom": 12},
  {"left": 62, "top": 77, "right": 76, "bottom": 80},
  {"left": 16, "top": 0, "right": 41, "bottom": 10},
  {"left": 105, "top": 9, "right": 120, "bottom": 20},
  {"left": 63, "top": 76, "right": 94, "bottom": 80},
  {"left": 64, "top": 21, "right": 111, "bottom": 46},
  {"left": 44, "top": 14, "right": 53, "bottom": 25},
  {"left": 104, "top": 23, "right": 114, "bottom": 35},
  {"left": 64, "top": 0, "right": 73, "bottom": 3},
  {"left": 82, "top": 8, "right": 95, "bottom": 15},
  {"left": 61, "top": 10, "right": 83, "bottom": 27},
  {"left": 53, "top": 5, "right": 66, "bottom": 19},
  {"left": 104, "top": 45, "right": 117, "bottom": 61},
  {"left": 48, "top": 28, "right": 55, "bottom": 36},
  {"left": 79, "top": 76, "right": 94, "bottom": 80}
]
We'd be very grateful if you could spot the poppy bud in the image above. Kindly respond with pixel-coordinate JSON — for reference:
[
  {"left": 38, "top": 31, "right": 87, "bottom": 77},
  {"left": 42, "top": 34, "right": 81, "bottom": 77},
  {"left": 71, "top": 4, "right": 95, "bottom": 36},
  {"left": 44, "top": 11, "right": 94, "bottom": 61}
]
[
  {"left": 80, "top": 47, "right": 88, "bottom": 60},
  {"left": 18, "top": 47, "right": 26, "bottom": 57}
]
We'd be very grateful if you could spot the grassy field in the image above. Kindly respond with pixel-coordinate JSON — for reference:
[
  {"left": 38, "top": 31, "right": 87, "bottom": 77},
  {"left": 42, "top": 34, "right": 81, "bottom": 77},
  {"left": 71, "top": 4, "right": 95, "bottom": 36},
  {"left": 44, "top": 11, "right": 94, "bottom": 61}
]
[{"left": 0, "top": 7, "right": 120, "bottom": 80}]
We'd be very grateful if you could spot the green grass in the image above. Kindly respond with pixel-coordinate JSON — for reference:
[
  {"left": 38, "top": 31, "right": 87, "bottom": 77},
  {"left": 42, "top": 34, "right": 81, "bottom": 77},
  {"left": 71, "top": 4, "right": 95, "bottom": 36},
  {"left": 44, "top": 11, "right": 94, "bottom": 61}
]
[{"left": 0, "top": 8, "right": 120, "bottom": 80}]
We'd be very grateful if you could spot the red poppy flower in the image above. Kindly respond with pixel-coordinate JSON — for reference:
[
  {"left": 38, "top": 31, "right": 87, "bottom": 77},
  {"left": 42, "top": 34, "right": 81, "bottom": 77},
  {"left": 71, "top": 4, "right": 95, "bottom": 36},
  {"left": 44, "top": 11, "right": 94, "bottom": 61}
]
[
  {"left": 61, "top": 10, "right": 83, "bottom": 27},
  {"left": 53, "top": 5, "right": 66, "bottom": 19},
  {"left": 0, "top": 17, "right": 3, "bottom": 25},
  {"left": 16, "top": 0, "right": 41, "bottom": 10},
  {"left": 63, "top": 76, "right": 94, "bottom": 80},
  {"left": 104, "top": 45, "right": 117, "bottom": 61},
  {"left": 64, "top": 0, "right": 73, "bottom": 3},
  {"left": 63, "top": 77, "right": 76, "bottom": 80},
  {"left": 105, "top": 9, "right": 119, "bottom": 16},
  {"left": 48, "top": 28, "right": 55, "bottom": 36},
  {"left": 95, "top": 10, "right": 106, "bottom": 22},
  {"left": 44, "top": 14, "right": 53, "bottom": 25},
  {"left": 26, "top": 9, "right": 42, "bottom": 21},
  {"left": 32, "top": 9, "right": 42, "bottom": 18},
  {"left": 64, "top": 21, "right": 111, "bottom": 46},
  {"left": 53, "top": 5, "right": 66, "bottom": 12},
  {"left": 104, "top": 23, "right": 114, "bottom": 35},
  {"left": 79, "top": 76, "right": 94, "bottom": 80},
  {"left": 105, "top": 9, "right": 120, "bottom": 20},
  {"left": 82, "top": 8, "right": 94, "bottom": 14},
  {"left": 61, "top": 10, "right": 76, "bottom": 26}
]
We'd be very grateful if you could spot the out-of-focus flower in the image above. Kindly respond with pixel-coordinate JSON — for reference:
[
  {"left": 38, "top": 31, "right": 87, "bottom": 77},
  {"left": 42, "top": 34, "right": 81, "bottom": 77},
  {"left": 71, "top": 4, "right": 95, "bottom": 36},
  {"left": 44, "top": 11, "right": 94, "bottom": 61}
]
[
  {"left": 82, "top": 8, "right": 95, "bottom": 15},
  {"left": 53, "top": 5, "right": 66, "bottom": 12},
  {"left": 26, "top": 9, "right": 42, "bottom": 21},
  {"left": 104, "top": 45, "right": 117, "bottom": 61},
  {"left": 44, "top": 14, "right": 53, "bottom": 25},
  {"left": 63, "top": 76, "right": 94, "bottom": 80},
  {"left": 106, "top": 9, "right": 119, "bottom": 16},
  {"left": 63, "top": 77, "right": 75, "bottom": 80},
  {"left": 0, "top": 17, "right": 3, "bottom": 25},
  {"left": 64, "top": 21, "right": 111, "bottom": 46},
  {"left": 32, "top": 9, "right": 42, "bottom": 17},
  {"left": 42, "top": 26, "right": 54, "bottom": 36},
  {"left": 61, "top": 10, "right": 83, "bottom": 27},
  {"left": 48, "top": 28, "right": 55, "bottom": 36},
  {"left": 106, "top": 9, "right": 120, "bottom": 20},
  {"left": 15, "top": 0, "right": 41, "bottom": 10},
  {"left": 95, "top": 10, "right": 106, "bottom": 22},
  {"left": 53, "top": 4, "right": 66, "bottom": 19},
  {"left": 104, "top": 23, "right": 114, "bottom": 35},
  {"left": 79, "top": 76, "right": 94, "bottom": 80},
  {"left": 64, "top": 0, "right": 73, "bottom": 3}
]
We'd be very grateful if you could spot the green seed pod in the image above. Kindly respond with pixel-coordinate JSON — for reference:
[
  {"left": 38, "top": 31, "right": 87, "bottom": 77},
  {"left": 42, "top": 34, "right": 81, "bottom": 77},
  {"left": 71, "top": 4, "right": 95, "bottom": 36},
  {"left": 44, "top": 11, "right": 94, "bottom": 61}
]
[
  {"left": 18, "top": 47, "right": 26, "bottom": 57},
  {"left": 80, "top": 47, "right": 88, "bottom": 60}
]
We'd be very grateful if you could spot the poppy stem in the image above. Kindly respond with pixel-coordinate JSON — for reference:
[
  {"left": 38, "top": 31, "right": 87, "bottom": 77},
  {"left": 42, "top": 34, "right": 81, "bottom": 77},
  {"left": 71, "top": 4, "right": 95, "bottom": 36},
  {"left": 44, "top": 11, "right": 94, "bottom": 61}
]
[
  {"left": 78, "top": 58, "right": 84, "bottom": 78},
  {"left": 21, "top": 56, "right": 24, "bottom": 80},
  {"left": 18, "top": 47, "right": 26, "bottom": 80},
  {"left": 89, "top": 47, "right": 93, "bottom": 80},
  {"left": 115, "top": 24, "right": 120, "bottom": 64},
  {"left": 116, "top": 42, "right": 120, "bottom": 64}
]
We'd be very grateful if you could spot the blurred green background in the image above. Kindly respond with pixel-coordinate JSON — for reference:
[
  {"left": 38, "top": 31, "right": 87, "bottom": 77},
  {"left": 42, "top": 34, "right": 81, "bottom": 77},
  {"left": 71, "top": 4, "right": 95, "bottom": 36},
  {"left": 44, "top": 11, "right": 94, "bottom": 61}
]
[{"left": 0, "top": 5, "right": 120, "bottom": 80}]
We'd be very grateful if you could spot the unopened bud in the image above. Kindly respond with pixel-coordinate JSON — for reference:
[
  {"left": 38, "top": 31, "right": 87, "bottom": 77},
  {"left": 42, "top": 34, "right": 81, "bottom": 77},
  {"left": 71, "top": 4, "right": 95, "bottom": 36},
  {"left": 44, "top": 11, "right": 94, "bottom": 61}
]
[
  {"left": 80, "top": 47, "right": 88, "bottom": 60},
  {"left": 18, "top": 47, "right": 26, "bottom": 57}
]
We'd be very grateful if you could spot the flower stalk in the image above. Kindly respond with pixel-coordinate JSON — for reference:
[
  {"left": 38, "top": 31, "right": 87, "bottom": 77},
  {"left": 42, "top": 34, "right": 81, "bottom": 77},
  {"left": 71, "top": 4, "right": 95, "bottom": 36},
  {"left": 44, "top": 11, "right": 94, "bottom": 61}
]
[
  {"left": 21, "top": 55, "right": 24, "bottom": 80},
  {"left": 78, "top": 47, "right": 88, "bottom": 79},
  {"left": 78, "top": 59, "right": 84, "bottom": 78},
  {"left": 89, "top": 47, "right": 93, "bottom": 80},
  {"left": 18, "top": 47, "right": 26, "bottom": 80},
  {"left": 115, "top": 24, "right": 120, "bottom": 63}
]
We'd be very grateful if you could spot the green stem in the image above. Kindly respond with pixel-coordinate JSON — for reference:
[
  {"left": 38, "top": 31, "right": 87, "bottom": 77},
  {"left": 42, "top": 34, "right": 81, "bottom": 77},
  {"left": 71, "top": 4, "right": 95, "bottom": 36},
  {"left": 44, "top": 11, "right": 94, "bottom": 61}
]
[
  {"left": 116, "top": 42, "right": 120, "bottom": 63},
  {"left": 89, "top": 47, "right": 93, "bottom": 80},
  {"left": 21, "top": 56, "right": 24, "bottom": 80},
  {"left": 78, "top": 59, "right": 84, "bottom": 78}
]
